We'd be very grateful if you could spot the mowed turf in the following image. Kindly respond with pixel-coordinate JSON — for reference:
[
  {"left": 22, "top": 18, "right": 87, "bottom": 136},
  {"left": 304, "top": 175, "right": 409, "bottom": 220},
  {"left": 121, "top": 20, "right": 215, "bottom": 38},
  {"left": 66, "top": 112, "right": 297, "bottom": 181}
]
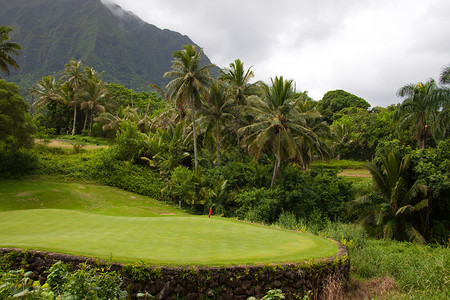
[{"left": 0, "top": 179, "right": 338, "bottom": 266}]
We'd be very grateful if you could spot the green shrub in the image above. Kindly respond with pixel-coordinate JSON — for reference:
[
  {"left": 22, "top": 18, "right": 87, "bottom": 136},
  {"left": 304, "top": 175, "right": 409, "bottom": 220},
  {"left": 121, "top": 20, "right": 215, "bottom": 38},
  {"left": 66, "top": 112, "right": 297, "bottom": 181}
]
[
  {"left": 0, "top": 146, "right": 39, "bottom": 177},
  {"left": 276, "top": 211, "right": 298, "bottom": 230},
  {"left": 235, "top": 188, "right": 283, "bottom": 224},
  {"left": 0, "top": 269, "right": 54, "bottom": 299}
]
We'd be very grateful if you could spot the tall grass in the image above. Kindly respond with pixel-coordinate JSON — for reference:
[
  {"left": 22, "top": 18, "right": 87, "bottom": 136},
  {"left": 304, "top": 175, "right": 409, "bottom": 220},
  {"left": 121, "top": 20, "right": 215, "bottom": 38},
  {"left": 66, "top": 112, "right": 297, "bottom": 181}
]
[{"left": 274, "top": 219, "right": 449, "bottom": 299}]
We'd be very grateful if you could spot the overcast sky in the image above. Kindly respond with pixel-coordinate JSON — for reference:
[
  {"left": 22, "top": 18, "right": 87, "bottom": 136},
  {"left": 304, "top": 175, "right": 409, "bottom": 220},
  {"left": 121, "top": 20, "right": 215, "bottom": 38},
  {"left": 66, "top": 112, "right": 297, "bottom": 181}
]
[{"left": 105, "top": 0, "right": 450, "bottom": 107}]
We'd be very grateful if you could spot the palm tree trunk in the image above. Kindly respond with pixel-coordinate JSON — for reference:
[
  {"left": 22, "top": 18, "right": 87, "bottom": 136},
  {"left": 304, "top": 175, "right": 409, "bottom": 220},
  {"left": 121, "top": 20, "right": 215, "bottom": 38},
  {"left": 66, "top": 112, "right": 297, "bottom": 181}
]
[
  {"left": 83, "top": 111, "right": 88, "bottom": 131},
  {"left": 89, "top": 109, "right": 94, "bottom": 136},
  {"left": 270, "top": 157, "right": 281, "bottom": 187},
  {"left": 192, "top": 109, "right": 198, "bottom": 173},
  {"left": 216, "top": 120, "right": 220, "bottom": 167},
  {"left": 71, "top": 105, "right": 77, "bottom": 136}
]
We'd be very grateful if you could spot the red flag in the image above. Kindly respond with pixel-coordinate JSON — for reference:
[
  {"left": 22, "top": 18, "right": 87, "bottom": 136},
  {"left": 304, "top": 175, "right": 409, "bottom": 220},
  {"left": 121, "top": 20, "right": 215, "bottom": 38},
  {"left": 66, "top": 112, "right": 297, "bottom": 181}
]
[{"left": 208, "top": 207, "right": 212, "bottom": 218}]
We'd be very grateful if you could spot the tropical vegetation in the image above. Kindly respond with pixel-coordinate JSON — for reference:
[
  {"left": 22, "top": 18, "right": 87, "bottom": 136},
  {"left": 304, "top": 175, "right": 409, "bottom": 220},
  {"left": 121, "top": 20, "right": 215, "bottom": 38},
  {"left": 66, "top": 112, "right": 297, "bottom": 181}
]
[{"left": 0, "top": 26, "right": 449, "bottom": 298}]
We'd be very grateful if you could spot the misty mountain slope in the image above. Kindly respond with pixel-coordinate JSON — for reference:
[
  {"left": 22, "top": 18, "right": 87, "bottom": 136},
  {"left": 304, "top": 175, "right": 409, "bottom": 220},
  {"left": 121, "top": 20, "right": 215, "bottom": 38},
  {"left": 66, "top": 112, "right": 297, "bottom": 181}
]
[{"left": 1, "top": 0, "right": 215, "bottom": 92}]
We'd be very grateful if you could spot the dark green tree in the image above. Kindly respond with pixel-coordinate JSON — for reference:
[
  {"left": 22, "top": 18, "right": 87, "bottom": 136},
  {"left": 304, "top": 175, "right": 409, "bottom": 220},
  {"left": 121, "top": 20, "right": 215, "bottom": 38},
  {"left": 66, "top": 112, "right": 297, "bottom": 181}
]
[
  {"left": 318, "top": 89, "right": 370, "bottom": 119},
  {"left": 0, "top": 80, "right": 35, "bottom": 150}
]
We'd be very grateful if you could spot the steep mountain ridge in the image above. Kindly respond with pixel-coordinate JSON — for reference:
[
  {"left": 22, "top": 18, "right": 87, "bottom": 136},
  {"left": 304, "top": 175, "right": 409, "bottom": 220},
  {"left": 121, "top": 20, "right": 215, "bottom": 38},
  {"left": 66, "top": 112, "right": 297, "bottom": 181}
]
[{"left": 1, "top": 0, "right": 215, "bottom": 92}]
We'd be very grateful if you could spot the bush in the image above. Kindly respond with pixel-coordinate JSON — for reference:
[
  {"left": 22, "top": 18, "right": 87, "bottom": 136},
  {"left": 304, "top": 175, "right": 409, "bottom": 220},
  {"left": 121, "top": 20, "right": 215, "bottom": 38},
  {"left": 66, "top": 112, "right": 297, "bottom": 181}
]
[
  {"left": 0, "top": 146, "right": 39, "bottom": 177},
  {"left": 235, "top": 188, "right": 283, "bottom": 224}
]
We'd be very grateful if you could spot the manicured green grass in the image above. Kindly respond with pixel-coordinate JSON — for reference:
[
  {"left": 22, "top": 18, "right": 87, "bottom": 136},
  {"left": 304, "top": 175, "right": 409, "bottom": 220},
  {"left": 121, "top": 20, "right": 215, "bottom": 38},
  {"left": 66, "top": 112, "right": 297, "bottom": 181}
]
[
  {"left": 0, "top": 179, "right": 338, "bottom": 266},
  {"left": 0, "top": 179, "right": 183, "bottom": 217},
  {"left": 0, "top": 210, "right": 337, "bottom": 266}
]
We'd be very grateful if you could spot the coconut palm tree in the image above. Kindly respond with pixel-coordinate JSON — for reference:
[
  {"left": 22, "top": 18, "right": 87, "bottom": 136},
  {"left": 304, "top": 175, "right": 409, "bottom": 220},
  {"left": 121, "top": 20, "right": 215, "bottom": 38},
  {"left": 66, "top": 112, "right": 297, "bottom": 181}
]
[
  {"left": 198, "top": 80, "right": 234, "bottom": 166},
  {"left": 0, "top": 26, "right": 21, "bottom": 77},
  {"left": 239, "top": 76, "right": 320, "bottom": 187},
  {"left": 62, "top": 59, "right": 85, "bottom": 136},
  {"left": 352, "top": 151, "right": 428, "bottom": 243},
  {"left": 395, "top": 79, "right": 440, "bottom": 148},
  {"left": 81, "top": 80, "right": 108, "bottom": 136},
  {"left": 164, "top": 45, "right": 214, "bottom": 172},
  {"left": 219, "top": 59, "right": 260, "bottom": 147},
  {"left": 434, "top": 65, "right": 450, "bottom": 139},
  {"left": 31, "top": 76, "right": 64, "bottom": 109},
  {"left": 292, "top": 97, "right": 331, "bottom": 169}
]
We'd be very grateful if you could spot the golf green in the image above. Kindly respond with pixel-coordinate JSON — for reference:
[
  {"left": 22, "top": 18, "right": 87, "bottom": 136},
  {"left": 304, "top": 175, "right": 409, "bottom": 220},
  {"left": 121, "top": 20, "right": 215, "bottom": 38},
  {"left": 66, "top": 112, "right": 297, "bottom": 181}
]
[
  {"left": 0, "top": 179, "right": 339, "bottom": 266},
  {"left": 0, "top": 209, "right": 338, "bottom": 266}
]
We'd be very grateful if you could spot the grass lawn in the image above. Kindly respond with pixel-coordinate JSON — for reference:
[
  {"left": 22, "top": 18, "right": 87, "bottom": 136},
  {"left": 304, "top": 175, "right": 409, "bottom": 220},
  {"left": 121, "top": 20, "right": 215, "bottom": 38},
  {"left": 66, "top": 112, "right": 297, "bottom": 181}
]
[
  {"left": 0, "top": 179, "right": 338, "bottom": 266},
  {"left": 337, "top": 169, "right": 371, "bottom": 178}
]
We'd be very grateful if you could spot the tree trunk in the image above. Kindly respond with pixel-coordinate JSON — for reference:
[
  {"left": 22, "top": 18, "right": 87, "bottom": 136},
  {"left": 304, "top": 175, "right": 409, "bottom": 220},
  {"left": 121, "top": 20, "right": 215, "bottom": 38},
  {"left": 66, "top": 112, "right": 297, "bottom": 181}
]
[
  {"left": 235, "top": 98, "right": 241, "bottom": 148},
  {"left": 216, "top": 120, "right": 220, "bottom": 167},
  {"left": 83, "top": 110, "right": 88, "bottom": 131},
  {"left": 71, "top": 105, "right": 77, "bottom": 136},
  {"left": 270, "top": 157, "right": 281, "bottom": 187},
  {"left": 192, "top": 109, "right": 198, "bottom": 173},
  {"left": 89, "top": 109, "right": 94, "bottom": 136}
]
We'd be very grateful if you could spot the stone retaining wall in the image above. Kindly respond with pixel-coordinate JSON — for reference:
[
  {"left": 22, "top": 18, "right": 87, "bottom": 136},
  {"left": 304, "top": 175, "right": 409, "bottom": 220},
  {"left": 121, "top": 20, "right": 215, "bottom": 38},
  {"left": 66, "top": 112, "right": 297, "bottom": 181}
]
[{"left": 0, "top": 243, "right": 349, "bottom": 299}]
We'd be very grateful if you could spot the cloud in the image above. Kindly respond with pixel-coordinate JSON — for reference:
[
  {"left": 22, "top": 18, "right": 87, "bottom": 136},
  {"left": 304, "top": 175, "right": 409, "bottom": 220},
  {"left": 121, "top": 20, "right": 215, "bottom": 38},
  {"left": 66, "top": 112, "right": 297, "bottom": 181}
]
[{"left": 109, "top": 0, "right": 450, "bottom": 107}]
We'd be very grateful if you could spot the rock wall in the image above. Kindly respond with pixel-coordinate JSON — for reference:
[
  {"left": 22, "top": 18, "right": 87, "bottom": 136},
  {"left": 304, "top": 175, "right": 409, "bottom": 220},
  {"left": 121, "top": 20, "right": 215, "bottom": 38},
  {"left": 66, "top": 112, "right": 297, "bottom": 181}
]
[{"left": 0, "top": 243, "right": 349, "bottom": 300}]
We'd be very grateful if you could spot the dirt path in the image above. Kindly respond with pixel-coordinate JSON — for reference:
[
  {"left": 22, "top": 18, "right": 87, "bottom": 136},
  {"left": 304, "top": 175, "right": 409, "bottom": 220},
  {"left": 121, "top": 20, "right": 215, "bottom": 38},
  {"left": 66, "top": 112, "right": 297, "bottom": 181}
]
[{"left": 35, "top": 139, "right": 109, "bottom": 149}]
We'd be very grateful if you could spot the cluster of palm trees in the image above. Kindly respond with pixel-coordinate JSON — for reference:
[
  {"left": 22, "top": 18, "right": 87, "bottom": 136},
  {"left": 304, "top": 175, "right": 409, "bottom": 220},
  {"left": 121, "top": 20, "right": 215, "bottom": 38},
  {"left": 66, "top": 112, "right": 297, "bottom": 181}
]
[
  {"left": 162, "top": 45, "right": 331, "bottom": 186},
  {"left": 395, "top": 66, "right": 450, "bottom": 148},
  {"left": 32, "top": 59, "right": 109, "bottom": 136}
]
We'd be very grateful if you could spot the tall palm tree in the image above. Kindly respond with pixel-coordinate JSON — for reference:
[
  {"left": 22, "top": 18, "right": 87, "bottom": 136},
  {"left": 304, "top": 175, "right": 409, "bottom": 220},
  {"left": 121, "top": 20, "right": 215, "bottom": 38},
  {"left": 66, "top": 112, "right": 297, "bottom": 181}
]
[
  {"left": 62, "top": 59, "right": 85, "bottom": 136},
  {"left": 239, "top": 76, "right": 318, "bottom": 187},
  {"left": 0, "top": 26, "right": 21, "bottom": 77},
  {"left": 164, "top": 45, "right": 214, "bottom": 172},
  {"left": 395, "top": 79, "right": 440, "bottom": 148},
  {"left": 352, "top": 151, "right": 428, "bottom": 243},
  {"left": 81, "top": 80, "right": 108, "bottom": 136},
  {"left": 219, "top": 59, "right": 260, "bottom": 147},
  {"left": 435, "top": 65, "right": 450, "bottom": 139},
  {"left": 198, "top": 80, "right": 234, "bottom": 166}
]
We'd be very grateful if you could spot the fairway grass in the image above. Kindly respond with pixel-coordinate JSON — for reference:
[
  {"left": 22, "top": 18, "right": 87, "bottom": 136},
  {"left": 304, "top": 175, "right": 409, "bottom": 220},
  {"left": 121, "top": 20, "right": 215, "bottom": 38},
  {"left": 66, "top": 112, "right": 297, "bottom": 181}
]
[
  {"left": 0, "top": 179, "right": 339, "bottom": 266},
  {"left": 0, "top": 179, "right": 186, "bottom": 217}
]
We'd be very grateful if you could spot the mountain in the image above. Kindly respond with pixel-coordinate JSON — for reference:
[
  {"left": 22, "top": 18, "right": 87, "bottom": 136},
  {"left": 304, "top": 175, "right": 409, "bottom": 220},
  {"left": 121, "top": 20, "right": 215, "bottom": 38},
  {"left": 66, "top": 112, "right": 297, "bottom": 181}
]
[{"left": 0, "top": 0, "right": 216, "bottom": 93}]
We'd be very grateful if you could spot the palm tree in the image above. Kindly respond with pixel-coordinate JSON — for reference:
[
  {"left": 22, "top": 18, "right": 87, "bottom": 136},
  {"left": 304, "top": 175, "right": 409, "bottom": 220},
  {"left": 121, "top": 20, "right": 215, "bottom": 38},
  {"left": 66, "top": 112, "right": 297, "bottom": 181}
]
[
  {"left": 0, "top": 26, "right": 21, "bottom": 77},
  {"left": 81, "top": 80, "right": 108, "bottom": 136},
  {"left": 239, "top": 76, "right": 318, "bottom": 187},
  {"left": 219, "top": 59, "right": 260, "bottom": 147},
  {"left": 292, "top": 97, "right": 331, "bottom": 169},
  {"left": 62, "top": 59, "right": 85, "bottom": 136},
  {"left": 440, "top": 64, "right": 450, "bottom": 85},
  {"left": 164, "top": 45, "right": 214, "bottom": 172},
  {"left": 435, "top": 65, "right": 450, "bottom": 139},
  {"left": 31, "top": 76, "right": 64, "bottom": 109},
  {"left": 198, "top": 80, "right": 234, "bottom": 166},
  {"left": 395, "top": 79, "right": 440, "bottom": 148},
  {"left": 352, "top": 151, "right": 428, "bottom": 243}
]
